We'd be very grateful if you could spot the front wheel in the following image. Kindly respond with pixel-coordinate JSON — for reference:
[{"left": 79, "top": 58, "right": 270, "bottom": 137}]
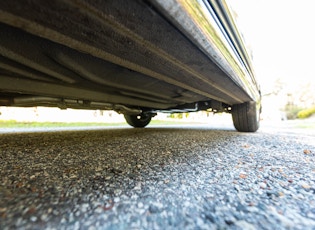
[
  {"left": 124, "top": 113, "right": 152, "bottom": 128},
  {"left": 232, "top": 101, "right": 260, "bottom": 132}
]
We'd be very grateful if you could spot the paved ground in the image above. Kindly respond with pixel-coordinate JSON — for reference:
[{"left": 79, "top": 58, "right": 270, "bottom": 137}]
[{"left": 1, "top": 122, "right": 315, "bottom": 229}]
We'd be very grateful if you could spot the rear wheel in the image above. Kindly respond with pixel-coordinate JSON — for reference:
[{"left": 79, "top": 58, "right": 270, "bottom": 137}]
[
  {"left": 232, "top": 101, "right": 260, "bottom": 132},
  {"left": 124, "top": 113, "right": 152, "bottom": 128}
]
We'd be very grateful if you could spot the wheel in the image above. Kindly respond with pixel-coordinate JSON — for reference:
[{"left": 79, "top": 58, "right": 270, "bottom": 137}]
[
  {"left": 232, "top": 101, "right": 260, "bottom": 132},
  {"left": 124, "top": 113, "right": 152, "bottom": 128}
]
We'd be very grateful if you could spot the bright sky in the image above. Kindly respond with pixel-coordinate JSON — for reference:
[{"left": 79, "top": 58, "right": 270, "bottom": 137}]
[{"left": 228, "top": 0, "right": 315, "bottom": 93}]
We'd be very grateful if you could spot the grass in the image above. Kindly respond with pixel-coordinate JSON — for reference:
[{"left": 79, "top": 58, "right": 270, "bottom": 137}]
[
  {"left": 0, "top": 120, "right": 123, "bottom": 128},
  {"left": 294, "top": 122, "right": 315, "bottom": 129},
  {"left": 284, "top": 119, "right": 315, "bottom": 130},
  {"left": 0, "top": 119, "right": 196, "bottom": 128}
]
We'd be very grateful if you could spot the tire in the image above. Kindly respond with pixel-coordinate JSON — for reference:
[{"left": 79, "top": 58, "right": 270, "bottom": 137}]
[
  {"left": 124, "top": 113, "right": 152, "bottom": 128},
  {"left": 232, "top": 101, "right": 260, "bottom": 132}
]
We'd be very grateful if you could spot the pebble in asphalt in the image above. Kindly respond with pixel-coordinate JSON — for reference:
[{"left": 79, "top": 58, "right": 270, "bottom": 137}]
[{"left": 0, "top": 124, "right": 315, "bottom": 229}]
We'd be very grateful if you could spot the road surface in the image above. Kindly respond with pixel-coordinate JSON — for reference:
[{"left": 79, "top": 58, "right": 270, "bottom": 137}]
[{"left": 1, "top": 123, "right": 315, "bottom": 229}]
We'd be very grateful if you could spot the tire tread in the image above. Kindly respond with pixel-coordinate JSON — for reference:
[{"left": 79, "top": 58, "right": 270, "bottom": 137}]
[{"left": 232, "top": 101, "right": 259, "bottom": 132}]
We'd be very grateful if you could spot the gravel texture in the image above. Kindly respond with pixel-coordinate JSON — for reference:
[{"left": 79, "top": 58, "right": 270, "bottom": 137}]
[{"left": 0, "top": 124, "right": 315, "bottom": 229}]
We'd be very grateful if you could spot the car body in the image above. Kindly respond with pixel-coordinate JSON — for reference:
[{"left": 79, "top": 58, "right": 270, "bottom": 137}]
[{"left": 0, "top": 0, "right": 261, "bottom": 132}]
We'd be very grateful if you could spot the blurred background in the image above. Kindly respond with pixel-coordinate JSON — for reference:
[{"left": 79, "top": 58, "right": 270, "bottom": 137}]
[{"left": 229, "top": 0, "right": 315, "bottom": 121}]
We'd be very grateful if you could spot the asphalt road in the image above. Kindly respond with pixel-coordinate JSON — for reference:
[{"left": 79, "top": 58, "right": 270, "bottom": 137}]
[{"left": 1, "top": 123, "right": 315, "bottom": 229}]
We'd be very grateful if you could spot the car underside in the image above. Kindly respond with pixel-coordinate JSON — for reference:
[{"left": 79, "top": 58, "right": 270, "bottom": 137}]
[{"left": 0, "top": 0, "right": 261, "bottom": 132}]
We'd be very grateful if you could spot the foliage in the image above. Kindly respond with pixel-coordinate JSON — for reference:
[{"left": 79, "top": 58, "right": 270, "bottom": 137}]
[
  {"left": 168, "top": 113, "right": 189, "bottom": 119},
  {"left": 297, "top": 106, "right": 315, "bottom": 119},
  {"left": 284, "top": 105, "right": 304, "bottom": 120}
]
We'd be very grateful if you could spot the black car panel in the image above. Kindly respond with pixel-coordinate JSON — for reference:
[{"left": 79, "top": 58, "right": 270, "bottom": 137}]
[{"left": 0, "top": 0, "right": 261, "bottom": 131}]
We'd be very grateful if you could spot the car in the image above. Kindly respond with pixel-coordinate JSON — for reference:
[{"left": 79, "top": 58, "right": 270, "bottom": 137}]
[{"left": 0, "top": 0, "right": 261, "bottom": 132}]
